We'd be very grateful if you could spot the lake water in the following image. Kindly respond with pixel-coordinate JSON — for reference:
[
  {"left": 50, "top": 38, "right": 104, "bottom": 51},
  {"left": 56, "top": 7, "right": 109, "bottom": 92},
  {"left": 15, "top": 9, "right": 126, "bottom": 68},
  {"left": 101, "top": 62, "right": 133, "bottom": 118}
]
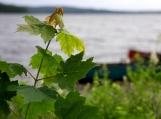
[{"left": 0, "top": 13, "right": 161, "bottom": 67}]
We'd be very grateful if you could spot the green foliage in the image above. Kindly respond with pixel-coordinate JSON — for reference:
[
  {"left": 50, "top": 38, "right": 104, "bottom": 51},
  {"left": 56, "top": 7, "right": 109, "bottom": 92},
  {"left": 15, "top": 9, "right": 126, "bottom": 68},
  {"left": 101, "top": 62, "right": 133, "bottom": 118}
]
[
  {"left": 0, "top": 61, "right": 14, "bottom": 78},
  {"left": 83, "top": 61, "right": 161, "bottom": 119},
  {"left": 23, "top": 16, "right": 42, "bottom": 24},
  {"left": 53, "top": 52, "right": 97, "bottom": 91},
  {"left": 29, "top": 46, "right": 63, "bottom": 87},
  {"left": 17, "top": 15, "right": 57, "bottom": 43},
  {"left": 56, "top": 30, "right": 85, "bottom": 56},
  {"left": 8, "top": 94, "right": 24, "bottom": 119},
  {"left": 0, "top": 71, "right": 18, "bottom": 117},
  {"left": 36, "top": 46, "right": 62, "bottom": 68},
  {"left": 54, "top": 91, "right": 103, "bottom": 119},
  {"left": 127, "top": 57, "right": 161, "bottom": 83},
  {"left": 8, "top": 85, "right": 57, "bottom": 104},
  {"left": 0, "top": 8, "right": 101, "bottom": 119},
  {"left": 0, "top": 61, "right": 27, "bottom": 78},
  {"left": 9, "top": 63, "right": 27, "bottom": 77},
  {"left": 21, "top": 100, "right": 55, "bottom": 119},
  {"left": 83, "top": 80, "right": 161, "bottom": 119}
]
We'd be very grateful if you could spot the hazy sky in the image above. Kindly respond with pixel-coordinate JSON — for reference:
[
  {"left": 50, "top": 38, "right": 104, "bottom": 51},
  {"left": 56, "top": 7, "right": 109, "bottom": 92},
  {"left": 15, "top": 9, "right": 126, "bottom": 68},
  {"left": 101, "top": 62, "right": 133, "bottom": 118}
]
[{"left": 1, "top": 0, "right": 161, "bottom": 11}]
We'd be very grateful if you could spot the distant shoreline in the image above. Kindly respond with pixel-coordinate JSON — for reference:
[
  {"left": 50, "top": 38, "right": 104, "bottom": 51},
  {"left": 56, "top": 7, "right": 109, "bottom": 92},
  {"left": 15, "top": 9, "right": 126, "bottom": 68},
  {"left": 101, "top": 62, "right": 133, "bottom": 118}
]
[
  {"left": 1, "top": 2, "right": 161, "bottom": 14},
  {"left": 26, "top": 6, "right": 161, "bottom": 14}
]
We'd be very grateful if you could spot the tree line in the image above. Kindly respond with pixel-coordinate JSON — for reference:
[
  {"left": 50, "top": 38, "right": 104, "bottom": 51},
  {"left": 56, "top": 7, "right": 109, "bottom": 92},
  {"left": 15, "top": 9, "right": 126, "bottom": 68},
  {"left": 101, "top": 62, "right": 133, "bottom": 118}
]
[{"left": 0, "top": 3, "right": 27, "bottom": 13}]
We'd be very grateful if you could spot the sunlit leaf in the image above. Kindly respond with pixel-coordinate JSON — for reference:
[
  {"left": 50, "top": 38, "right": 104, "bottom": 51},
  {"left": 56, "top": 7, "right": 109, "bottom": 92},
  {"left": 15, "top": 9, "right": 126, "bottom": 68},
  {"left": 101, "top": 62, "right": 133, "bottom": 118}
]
[
  {"left": 54, "top": 91, "right": 103, "bottom": 119},
  {"left": 53, "top": 52, "right": 97, "bottom": 91},
  {"left": 56, "top": 30, "right": 85, "bottom": 56},
  {"left": 36, "top": 46, "right": 61, "bottom": 68},
  {"left": 29, "top": 46, "right": 63, "bottom": 87}
]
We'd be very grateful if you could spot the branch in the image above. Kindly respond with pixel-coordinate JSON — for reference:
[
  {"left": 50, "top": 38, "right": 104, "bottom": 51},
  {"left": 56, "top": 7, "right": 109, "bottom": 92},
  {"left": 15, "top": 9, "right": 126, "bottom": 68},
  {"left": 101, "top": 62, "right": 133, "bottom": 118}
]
[{"left": 26, "top": 69, "right": 36, "bottom": 81}]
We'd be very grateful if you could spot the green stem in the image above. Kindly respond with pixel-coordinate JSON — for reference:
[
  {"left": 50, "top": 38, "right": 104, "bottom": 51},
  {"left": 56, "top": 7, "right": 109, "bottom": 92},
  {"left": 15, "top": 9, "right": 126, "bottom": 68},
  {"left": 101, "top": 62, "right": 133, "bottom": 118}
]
[
  {"left": 9, "top": 107, "right": 20, "bottom": 119},
  {"left": 25, "top": 40, "right": 52, "bottom": 118},
  {"left": 34, "top": 58, "right": 44, "bottom": 86},
  {"left": 34, "top": 40, "right": 51, "bottom": 86}
]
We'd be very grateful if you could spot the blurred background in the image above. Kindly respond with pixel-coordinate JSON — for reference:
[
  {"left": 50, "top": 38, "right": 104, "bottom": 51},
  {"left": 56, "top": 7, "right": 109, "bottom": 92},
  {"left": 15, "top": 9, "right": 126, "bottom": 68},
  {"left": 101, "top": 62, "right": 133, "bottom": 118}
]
[{"left": 0, "top": 0, "right": 161, "bottom": 67}]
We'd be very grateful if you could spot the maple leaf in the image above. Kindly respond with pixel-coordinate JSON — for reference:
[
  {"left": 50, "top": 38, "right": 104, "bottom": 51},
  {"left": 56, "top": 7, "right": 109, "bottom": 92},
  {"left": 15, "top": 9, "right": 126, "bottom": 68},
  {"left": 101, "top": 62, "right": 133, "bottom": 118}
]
[
  {"left": 0, "top": 70, "right": 18, "bottom": 117},
  {"left": 23, "top": 15, "right": 42, "bottom": 25},
  {"left": 0, "top": 61, "right": 13, "bottom": 78},
  {"left": 54, "top": 91, "right": 103, "bottom": 119},
  {"left": 53, "top": 52, "right": 97, "bottom": 91},
  {"left": 36, "top": 46, "right": 61, "bottom": 68},
  {"left": 17, "top": 15, "right": 57, "bottom": 43},
  {"left": 0, "top": 61, "right": 27, "bottom": 78},
  {"left": 7, "top": 86, "right": 57, "bottom": 104},
  {"left": 56, "top": 30, "right": 85, "bottom": 56},
  {"left": 17, "top": 24, "right": 41, "bottom": 35},
  {"left": 29, "top": 46, "right": 63, "bottom": 87},
  {"left": 9, "top": 63, "right": 27, "bottom": 76},
  {"left": 21, "top": 100, "right": 54, "bottom": 119}
]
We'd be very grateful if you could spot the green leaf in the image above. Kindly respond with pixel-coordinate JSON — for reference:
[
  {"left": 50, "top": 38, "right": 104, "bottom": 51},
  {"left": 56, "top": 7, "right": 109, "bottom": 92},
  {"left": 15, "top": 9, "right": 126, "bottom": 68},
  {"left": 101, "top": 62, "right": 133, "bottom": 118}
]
[
  {"left": 21, "top": 100, "right": 54, "bottom": 119},
  {"left": 0, "top": 61, "right": 27, "bottom": 78},
  {"left": 29, "top": 46, "right": 63, "bottom": 87},
  {"left": 9, "top": 63, "right": 27, "bottom": 76},
  {"left": 56, "top": 30, "right": 85, "bottom": 56},
  {"left": 7, "top": 85, "right": 57, "bottom": 104},
  {"left": 17, "top": 15, "right": 57, "bottom": 43},
  {"left": 36, "top": 46, "right": 61, "bottom": 68},
  {"left": 0, "top": 101, "right": 10, "bottom": 117},
  {"left": 40, "top": 25, "right": 57, "bottom": 43},
  {"left": 17, "top": 24, "right": 41, "bottom": 35},
  {"left": 53, "top": 52, "right": 97, "bottom": 91},
  {"left": 23, "top": 15, "right": 43, "bottom": 25},
  {"left": 0, "top": 61, "right": 13, "bottom": 78},
  {"left": 0, "top": 70, "right": 18, "bottom": 117},
  {"left": 38, "top": 86, "right": 58, "bottom": 99},
  {"left": 54, "top": 91, "right": 103, "bottom": 119}
]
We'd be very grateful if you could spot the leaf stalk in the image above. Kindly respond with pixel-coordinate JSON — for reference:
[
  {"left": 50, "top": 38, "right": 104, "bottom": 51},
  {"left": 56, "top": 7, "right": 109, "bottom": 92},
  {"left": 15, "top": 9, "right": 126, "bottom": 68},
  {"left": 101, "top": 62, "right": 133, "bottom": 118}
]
[{"left": 9, "top": 107, "right": 20, "bottom": 119}]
